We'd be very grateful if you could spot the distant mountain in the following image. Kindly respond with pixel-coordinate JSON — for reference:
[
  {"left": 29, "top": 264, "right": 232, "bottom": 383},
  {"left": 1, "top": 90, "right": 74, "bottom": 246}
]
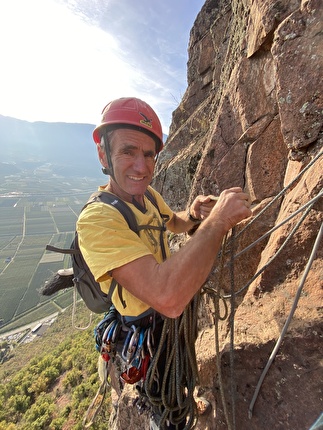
[
  {"left": 0, "top": 115, "right": 168, "bottom": 179},
  {"left": 0, "top": 115, "right": 103, "bottom": 179}
]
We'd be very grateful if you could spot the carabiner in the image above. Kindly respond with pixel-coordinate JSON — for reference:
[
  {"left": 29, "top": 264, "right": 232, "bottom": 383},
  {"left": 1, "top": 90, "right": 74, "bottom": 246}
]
[
  {"left": 102, "top": 319, "right": 117, "bottom": 344},
  {"left": 131, "top": 328, "right": 146, "bottom": 369},
  {"left": 146, "top": 327, "right": 155, "bottom": 358},
  {"left": 126, "top": 325, "right": 141, "bottom": 366},
  {"left": 122, "top": 329, "right": 133, "bottom": 361}
]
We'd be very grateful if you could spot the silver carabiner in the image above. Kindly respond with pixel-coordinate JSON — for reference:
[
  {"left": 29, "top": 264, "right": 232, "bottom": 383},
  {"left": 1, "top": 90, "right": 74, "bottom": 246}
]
[
  {"left": 126, "top": 325, "right": 140, "bottom": 366},
  {"left": 121, "top": 329, "right": 132, "bottom": 361},
  {"left": 102, "top": 319, "right": 117, "bottom": 344},
  {"left": 146, "top": 327, "right": 155, "bottom": 358}
]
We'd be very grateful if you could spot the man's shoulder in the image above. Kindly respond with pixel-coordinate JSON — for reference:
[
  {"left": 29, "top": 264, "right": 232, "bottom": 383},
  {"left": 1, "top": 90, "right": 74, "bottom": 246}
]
[{"left": 78, "top": 194, "right": 126, "bottom": 221}]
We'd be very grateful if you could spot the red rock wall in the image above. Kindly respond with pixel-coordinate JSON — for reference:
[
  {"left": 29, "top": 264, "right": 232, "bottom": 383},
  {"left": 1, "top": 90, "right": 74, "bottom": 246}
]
[{"left": 153, "top": 0, "right": 323, "bottom": 429}]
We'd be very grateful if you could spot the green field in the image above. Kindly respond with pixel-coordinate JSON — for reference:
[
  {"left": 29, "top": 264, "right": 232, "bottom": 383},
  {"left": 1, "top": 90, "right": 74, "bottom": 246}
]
[{"left": 0, "top": 174, "right": 103, "bottom": 332}]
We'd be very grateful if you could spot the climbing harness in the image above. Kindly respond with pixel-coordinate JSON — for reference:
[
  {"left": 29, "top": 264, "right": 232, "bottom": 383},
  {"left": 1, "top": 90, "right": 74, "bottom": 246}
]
[
  {"left": 85, "top": 299, "right": 202, "bottom": 429},
  {"left": 94, "top": 308, "right": 158, "bottom": 382},
  {"left": 83, "top": 307, "right": 160, "bottom": 428}
]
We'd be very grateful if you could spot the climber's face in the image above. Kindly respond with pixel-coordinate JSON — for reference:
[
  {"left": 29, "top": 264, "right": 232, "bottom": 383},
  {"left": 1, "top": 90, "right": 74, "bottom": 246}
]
[{"left": 108, "top": 128, "right": 156, "bottom": 204}]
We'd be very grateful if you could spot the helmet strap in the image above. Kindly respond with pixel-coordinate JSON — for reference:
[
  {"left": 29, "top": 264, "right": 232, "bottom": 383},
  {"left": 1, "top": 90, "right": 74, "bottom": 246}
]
[{"left": 102, "top": 130, "right": 114, "bottom": 178}]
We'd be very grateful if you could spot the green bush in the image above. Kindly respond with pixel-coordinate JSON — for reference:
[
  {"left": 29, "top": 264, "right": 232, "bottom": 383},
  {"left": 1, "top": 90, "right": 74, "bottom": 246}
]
[
  {"left": 0, "top": 307, "right": 110, "bottom": 429},
  {"left": 21, "top": 393, "right": 55, "bottom": 429},
  {"left": 63, "top": 368, "right": 83, "bottom": 389}
]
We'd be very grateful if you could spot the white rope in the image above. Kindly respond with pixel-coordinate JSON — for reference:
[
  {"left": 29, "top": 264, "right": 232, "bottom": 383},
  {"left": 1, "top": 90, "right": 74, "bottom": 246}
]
[
  {"left": 71, "top": 284, "right": 93, "bottom": 331},
  {"left": 82, "top": 359, "right": 110, "bottom": 428}
]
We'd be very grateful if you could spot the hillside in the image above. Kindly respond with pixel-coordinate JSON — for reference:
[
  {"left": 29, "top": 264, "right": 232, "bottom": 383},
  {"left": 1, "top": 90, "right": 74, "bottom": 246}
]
[{"left": 0, "top": 303, "right": 111, "bottom": 430}]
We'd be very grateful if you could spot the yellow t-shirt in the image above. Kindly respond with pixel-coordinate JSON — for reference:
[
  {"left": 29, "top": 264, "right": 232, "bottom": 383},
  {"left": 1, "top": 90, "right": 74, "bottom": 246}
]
[{"left": 76, "top": 186, "right": 173, "bottom": 316}]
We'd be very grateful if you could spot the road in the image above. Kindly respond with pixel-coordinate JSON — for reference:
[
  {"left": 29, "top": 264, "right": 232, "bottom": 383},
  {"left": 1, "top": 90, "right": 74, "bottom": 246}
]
[{"left": 0, "top": 312, "right": 59, "bottom": 340}]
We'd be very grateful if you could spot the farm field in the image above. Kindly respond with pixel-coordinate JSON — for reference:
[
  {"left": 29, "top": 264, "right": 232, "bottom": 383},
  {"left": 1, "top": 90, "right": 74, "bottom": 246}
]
[{"left": 0, "top": 173, "right": 104, "bottom": 333}]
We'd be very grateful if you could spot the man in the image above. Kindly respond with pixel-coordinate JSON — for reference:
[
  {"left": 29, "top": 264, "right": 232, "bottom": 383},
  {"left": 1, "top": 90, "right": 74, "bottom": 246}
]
[{"left": 77, "top": 97, "right": 252, "bottom": 428}]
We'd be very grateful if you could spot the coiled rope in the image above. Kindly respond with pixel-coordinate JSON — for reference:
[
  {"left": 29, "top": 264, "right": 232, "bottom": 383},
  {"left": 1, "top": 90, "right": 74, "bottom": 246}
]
[{"left": 144, "top": 293, "right": 200, "bottom": 429}]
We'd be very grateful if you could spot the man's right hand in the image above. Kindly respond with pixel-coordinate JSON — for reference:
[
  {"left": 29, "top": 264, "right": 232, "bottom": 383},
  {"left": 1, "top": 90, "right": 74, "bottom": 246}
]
[{"left": 208, "top": 187, "right": 252, "bottom": 233}]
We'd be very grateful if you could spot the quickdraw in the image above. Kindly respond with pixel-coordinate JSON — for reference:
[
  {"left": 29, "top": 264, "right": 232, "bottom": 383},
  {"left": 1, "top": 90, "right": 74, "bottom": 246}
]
[{"left": 94, "top": 312, "right": 156, "bottom": 385}]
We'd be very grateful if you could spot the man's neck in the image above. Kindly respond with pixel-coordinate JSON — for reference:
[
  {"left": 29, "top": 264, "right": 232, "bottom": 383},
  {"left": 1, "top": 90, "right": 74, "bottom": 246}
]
[{"left": 105, "top": 181, "right": 145, "bottom": 207}]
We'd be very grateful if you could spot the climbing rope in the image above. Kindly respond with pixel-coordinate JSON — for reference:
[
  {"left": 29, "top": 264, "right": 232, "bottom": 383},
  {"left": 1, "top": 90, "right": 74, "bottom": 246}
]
[
  {"left": 229, "top": 227, "right": 236, "bottom": 430},
  {"left": 144, "top": 293, "right": 200, "bottom": 429},
  {"left": 248, "top": 221, "right": 323, "bottom": 418},
  {"left": 205, "top": 229, "right": 238, "bottom": 430},
  {"left": 144, "top": 151, "right": 322, "bottom": 430},
  {"left": 202, "top": 232, "right": 234, "bottom": 430},
  {"left": 224, "top": 199, "right": 318, "bottom": 299},
  {"left": 202, "top": 150, "right": 322, "bottom": 426},
  {"left": 234, "top": 149, "right": 323, "bottom": 241},
  {"left": 71, "top": 284, "right": 93, "bottom": 330},
  {"left": 204, "top": 202, "right": 321, "bottom": 426},
  {"left": 82, "top": 358, "right": 110, "bottom": 428},
  {"left": 228, "top": 189, "right": 323, "bottom": 271}
]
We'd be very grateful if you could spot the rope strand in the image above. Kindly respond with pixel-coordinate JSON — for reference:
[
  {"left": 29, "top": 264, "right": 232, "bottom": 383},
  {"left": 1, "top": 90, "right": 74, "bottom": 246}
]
[
  {"left": 144, "top": 295, "right": 200, "bottom": 429},
  {"left": 202, "top": 151, "right": 322, "bottom": 425},
  {"left": 229, "top": 228, "right": 236, "bottom": 430},
  {"left": 248, "top": 222, "right": 323, "bottom": 418},
  {"left": 224, "top": 202, "right": 315, "bottom": 299},
  {"left": 229, "top": 190, "right": 322, "bottom": 264},
  {"left": 235, "top": 149, "right": 323, "bottom": 240}
]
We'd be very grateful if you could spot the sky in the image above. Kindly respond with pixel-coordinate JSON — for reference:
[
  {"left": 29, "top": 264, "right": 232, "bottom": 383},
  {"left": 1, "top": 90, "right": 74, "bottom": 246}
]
[{"left": 0, "top": 0, "right": 205, "bottom": 134}]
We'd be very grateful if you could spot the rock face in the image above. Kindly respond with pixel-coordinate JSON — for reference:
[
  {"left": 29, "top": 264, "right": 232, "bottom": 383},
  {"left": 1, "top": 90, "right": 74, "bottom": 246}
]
[{"left": 111, "top": 1, "right": 322, "bottom": 429}]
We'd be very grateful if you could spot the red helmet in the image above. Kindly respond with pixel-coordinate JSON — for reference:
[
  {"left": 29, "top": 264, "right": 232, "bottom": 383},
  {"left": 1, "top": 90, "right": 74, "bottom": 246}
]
[{"left": 93, "top": 97, "right": 163, "bottom": 153}]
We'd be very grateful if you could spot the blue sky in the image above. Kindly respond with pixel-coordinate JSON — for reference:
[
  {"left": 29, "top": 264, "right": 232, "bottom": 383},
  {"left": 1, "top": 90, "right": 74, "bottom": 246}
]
[{"left": 0, "top": 0, "right": 205, "bottom": 133}]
